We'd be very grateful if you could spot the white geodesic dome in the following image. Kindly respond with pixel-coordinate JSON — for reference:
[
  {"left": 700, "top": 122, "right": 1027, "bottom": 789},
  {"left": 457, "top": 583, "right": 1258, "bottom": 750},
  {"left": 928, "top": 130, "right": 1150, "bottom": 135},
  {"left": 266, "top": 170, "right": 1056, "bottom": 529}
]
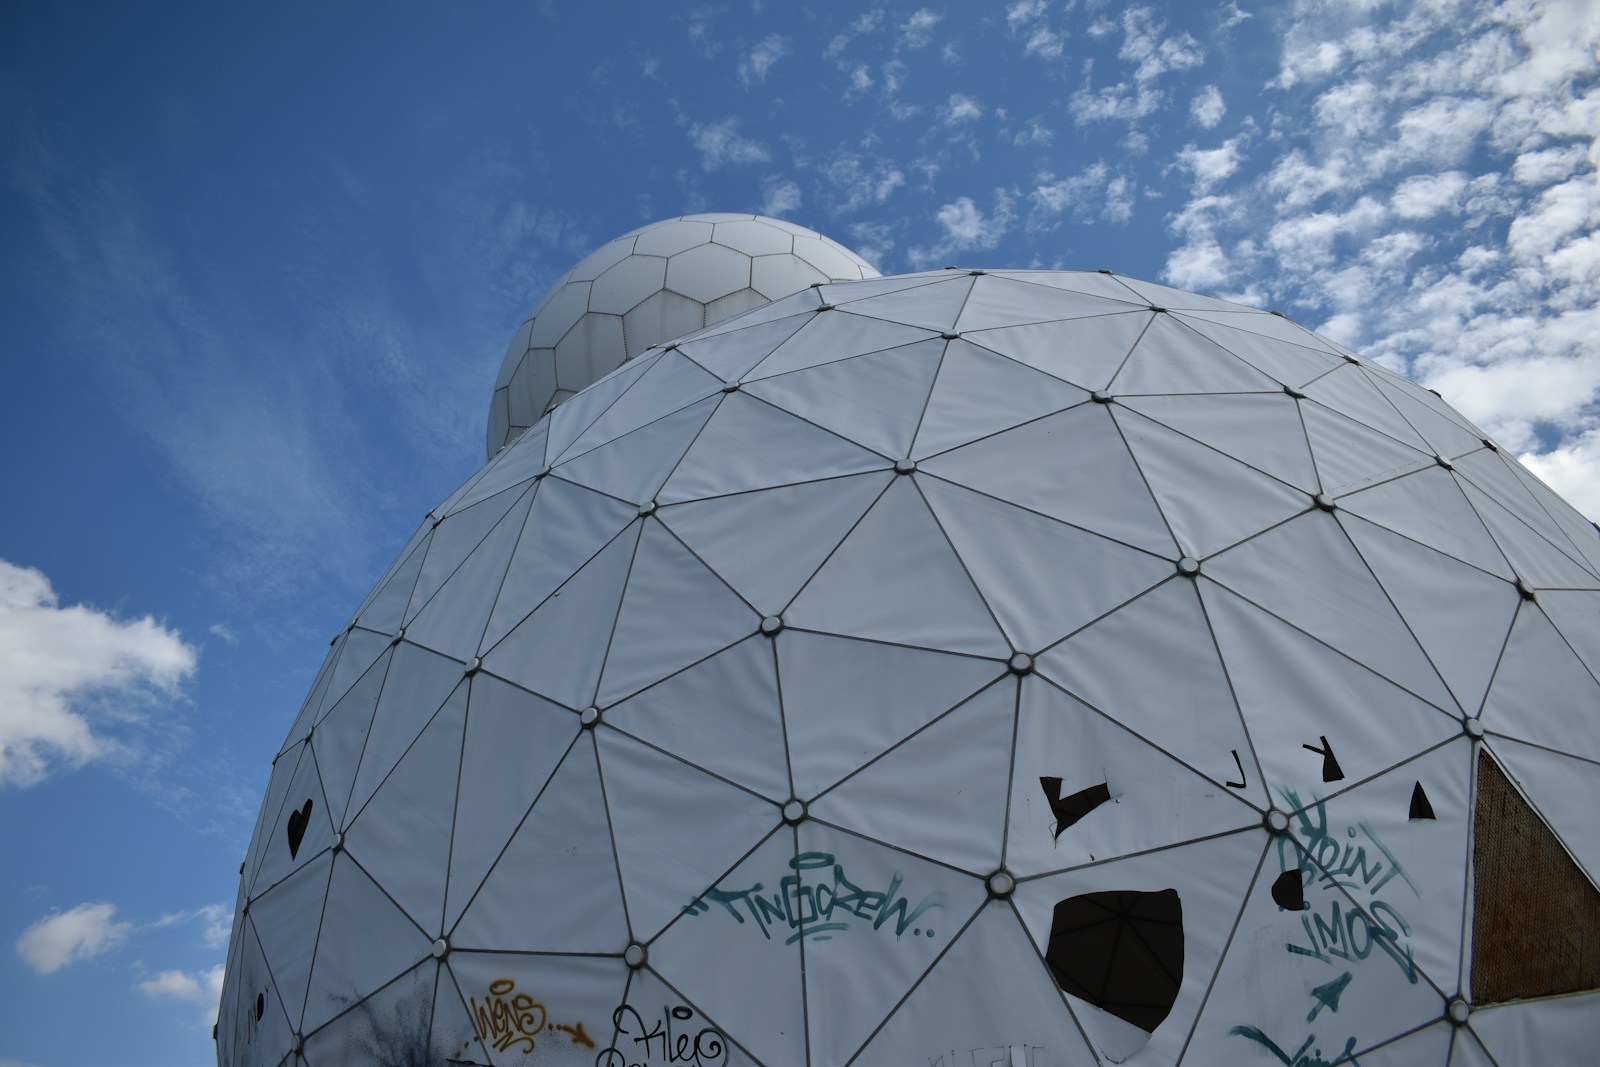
[
  {"left": 220, "top": 268, "right": 1600, "bottom": 1067},
  {"left": 486, "top": 213, "right": 880, "bottom": 458}
]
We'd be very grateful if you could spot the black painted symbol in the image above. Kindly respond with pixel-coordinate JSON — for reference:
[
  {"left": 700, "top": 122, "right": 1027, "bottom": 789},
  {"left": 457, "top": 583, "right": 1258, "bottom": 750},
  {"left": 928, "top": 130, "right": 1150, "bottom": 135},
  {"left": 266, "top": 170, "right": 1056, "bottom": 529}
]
[
  {"left": 1306, "top": 972, "right": 1352, "bottom": 1022},
  {"left": 1270, "top": 869, "right": 1306, "bottom": 911},
  {"left": 1302, "top": 735, "right": 1345, "bottom": 782},
  {"left": 255, "top": 992, "right": 264, "bottom": 1021},
  {"left": 1039, "top": 777, "right": 1111, "bottom": 840},
  {"left": 1045, "top": 888, "right": 1184, "bottom": 1033},
  {"left": 285, "top": 798, "right": 314, "bottom": 859},
  {"left": 1225, "top": 749, "right": 1247, "bottom": 789},
  {"left": 1409, "top": 782, "right": 1435, "bottom": 820}
]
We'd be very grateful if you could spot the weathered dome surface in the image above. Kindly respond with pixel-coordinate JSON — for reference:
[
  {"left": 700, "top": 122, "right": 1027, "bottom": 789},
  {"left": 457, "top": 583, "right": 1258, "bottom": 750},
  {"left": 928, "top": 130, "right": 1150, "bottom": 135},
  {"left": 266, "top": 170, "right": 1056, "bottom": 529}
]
[
  {"left": 486, "top": 213, "right": 879, "bottom": 458},
  {"left": 221, "top": 269, "right": 1600, "bottom": 1067}
]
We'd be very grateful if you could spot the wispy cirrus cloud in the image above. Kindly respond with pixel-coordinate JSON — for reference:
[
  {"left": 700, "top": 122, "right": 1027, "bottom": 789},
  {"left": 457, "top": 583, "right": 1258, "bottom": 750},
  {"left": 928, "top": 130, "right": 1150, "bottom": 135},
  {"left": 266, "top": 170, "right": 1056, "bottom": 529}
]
[
  {"left": 15, "top": 903, "right": 132, "bottom": 974},
  {"left": 687, "top": 117, "right": 771, "bottom": 170}
]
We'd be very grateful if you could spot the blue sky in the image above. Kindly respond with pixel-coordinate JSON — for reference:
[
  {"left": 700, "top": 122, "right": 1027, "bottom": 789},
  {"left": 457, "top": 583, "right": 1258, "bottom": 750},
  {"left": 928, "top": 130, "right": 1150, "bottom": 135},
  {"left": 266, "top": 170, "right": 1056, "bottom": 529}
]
[{"left": 1, "top": 2, "right": 1596, "bottom": 1064}]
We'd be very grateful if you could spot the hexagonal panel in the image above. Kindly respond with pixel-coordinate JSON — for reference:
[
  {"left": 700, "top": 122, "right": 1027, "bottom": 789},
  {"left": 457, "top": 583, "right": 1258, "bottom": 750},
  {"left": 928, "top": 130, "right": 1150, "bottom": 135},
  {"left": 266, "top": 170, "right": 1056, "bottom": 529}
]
[
  {"left": 588, "top": 254, "right": 667, "bottom": 315},
  {"left": 666, "top": 242, "right": 753, "bottom": 304},
  {"left": 634, "top": 218, "right": 714, "bottom": 257}
]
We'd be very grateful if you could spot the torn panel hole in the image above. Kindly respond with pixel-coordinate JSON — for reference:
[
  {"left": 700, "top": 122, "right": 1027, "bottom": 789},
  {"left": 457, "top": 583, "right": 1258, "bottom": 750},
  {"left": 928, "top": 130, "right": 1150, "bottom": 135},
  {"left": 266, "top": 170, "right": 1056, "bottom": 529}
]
[
  {"left": 1301, "top": 736, "right": 1345, "bottom": 783},
  {"left": 1040, "top": 777, "right": 1111, "bottom": 841},
  {"left": 1046, "top": 888, "right": 1184, "bottom": 1047},
  {"left": 1409, "top": 782, "right": 1435, "bottom": 821},
  {"left": 1270, "top": 869, "right": 1306, "bottom": 912}
]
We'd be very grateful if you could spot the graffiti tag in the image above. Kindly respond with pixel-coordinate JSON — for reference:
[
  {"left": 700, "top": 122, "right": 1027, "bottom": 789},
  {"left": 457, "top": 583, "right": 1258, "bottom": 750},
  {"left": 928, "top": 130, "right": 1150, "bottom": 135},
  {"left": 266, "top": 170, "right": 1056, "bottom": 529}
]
[
  {"left": 596, "top": 1004, "right": 728, "bottom": 1067},
  {"left": 468, "top": 978, "right": 594, "bottom": 1056}
]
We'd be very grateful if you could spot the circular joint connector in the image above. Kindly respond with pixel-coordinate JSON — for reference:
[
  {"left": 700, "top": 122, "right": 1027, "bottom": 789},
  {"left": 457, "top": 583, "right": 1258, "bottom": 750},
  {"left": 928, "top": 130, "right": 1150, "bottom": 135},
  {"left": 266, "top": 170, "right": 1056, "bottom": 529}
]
[
  {"left": 1008, "top": 652, "right": 1035, "bottom": 676},
  {"left": 987, "top": 870, "right": 1016, "bottom": 898},
  {"left": 1264, "top": 809, "right": 1291, "bottom": 835},
  {"left": 782, "top": 799, "right": 807, "bottom": 825},
  {"left": 580, "top": 706, "right": 601, "bottom": 729}
]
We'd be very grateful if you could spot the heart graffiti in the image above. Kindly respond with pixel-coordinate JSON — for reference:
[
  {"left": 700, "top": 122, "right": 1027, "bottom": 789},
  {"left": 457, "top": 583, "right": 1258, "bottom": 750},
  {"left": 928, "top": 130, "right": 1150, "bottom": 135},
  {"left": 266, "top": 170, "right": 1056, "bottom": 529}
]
[{"left": 285, "top": 798, "right": 314, "bottom": 860}]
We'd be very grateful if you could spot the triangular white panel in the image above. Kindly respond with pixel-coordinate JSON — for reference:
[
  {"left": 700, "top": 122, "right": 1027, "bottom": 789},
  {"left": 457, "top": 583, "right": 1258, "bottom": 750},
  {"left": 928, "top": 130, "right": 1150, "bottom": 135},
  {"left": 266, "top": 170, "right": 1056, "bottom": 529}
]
[
  {"left": 598, "top": 728, "right": 779, "bottom": 942},
  {"left": 407, "top": 487, "right": 530, "bottom": 623},
  {"left": 1472, "top": 988, "right": 1600, "bottom": 1067},
  {"left": 746, "top": 309, "right": 937, "bottom": 380},
  {"left": 1174, "top": 308, "right": 1343, "bottom": 357},
  {"left": 744, "top": 338, "right": 944, "bottom": 459},
  {"left": 964, "top": 312, "right": 1150, "bottom": 391},
  {"left": 445, "top": 951, "right": 627, "bottom": 1066},
  {"left": 250, "top": 850, "right": 335, "bottom": 1032},
  {"left": 302, "top": 960, "right": 435, "bottom": 1064},
  {"left": 607, "top": 966, "right": 763, "bottom": 1067},
  {"left": 554, "top": 395, "right": 717, "bottom": 506},
  {"left": 1206, "top": 512, "right": 1458, "bottom": 711},
  {"left": 354, "top": 537, "right": 429, "bottom": 635},
  {"left": 305, "top": 628, "right": 393, "bottom": 737},
  {"left": 676, "top": 313, "right": 813, "bottom": 380},
  {"left": 1481, "top": 604, "right": 1600, "bottom": 764},
  {"left": 921, "top": 404, "right": 1176, "bottom": 556},
  {"left": 311, "top": 650, "right": 391, "bottom": 831},
  {"left": 402, "top": 489, "right": 534, "bottom": 661},
  {"left": 919, "top": 475, "right": 1171, "bottom": 653},
  {"left": 1449, "top": 1027, "right": 1501, "bottom": 1067},
  {"left": 244, "top": 741, "right": 315, "bottom": 895},
  {"left": 1116, "top": 407, "right": 1312, "bottom": 558},
  {"left": 1174, "top": 313, "right": 1343, "bottom": 387},
  {"left": 342, "top": 685, "right": 467, "bottom": 936},
  {"left": 1340, "top": 465, "right": 1512, "bottom": 578},
  {"left": 991, "top": 269, "right": 1151, "bottom": 306},
  {"left": 854, "top": 900, "right": 1097, "bottom": 1067},
  {"left": 957, "top": 273, "right": 1131, "bottom": 332},
  {"left": 779, "top": 630, "right": 1003, "bottom": 800},
  {"left": 444, "top": 675, "right": 577, "bottom": 933},
  {"left": 1119, "top": 391, "right": 1318, "bottom": 492},
  {"left": 1370, "top": 377, "right": 1486, "bottom": 459},
  {"left": 785, "top": 476, "right": 1010, "bottom": 656},
  {"left": 1538, "top": 588, "right": 1600, "bottom": 682},
  {"left": 451, "top": 736, "right": 627, "bottom": 953},
  {"left": 810, "top": 677, "right": 1014, "bottom": 874},
  {"left": 560, "top": 353, "right": 723, "bottom": 462},
  {"left": 1006, "top": 675, "right": 1260, "bottom": 878},
  {"left": 1485, "top": 736, "right": 1600, "bottom": 886},
  {"left": 1345, "top": 514, "right": 1521, "bottom": 715},
  {"left": 1201, "top": 582, "right": 1460, "bottom": 789},
  {"left": 1302, "top": 402, "right": 1436, "bottom": 498},
  {"left": 598, "top": 520, "right": 760, "bottom": 705},
  {"left": 838, "top": 274, "right": 974, "bottom": 332},
  {"left": 651, "top": 828, "right": 807, "bottom": 1066},
  {"left": 453, "top": 425, "right": 547, "bottom": 512},
  {"left": 1012, "top": 829, "right": 1266, "bottom": 1067},
  {"left": 344, "top": 646, "right": 465, "bottom": 822},
  {"left": 798, "top": 821, "right": 989, "bottom": 1067},
  {"left": 481, "top": 525, "right": 638, "bottom": 710},
  {"left": 912, "top": 339, "right": 1088, "bottom": 459},
  {"left": 481, "top": 477, "right": 639, "bottom": 651},
  {"left": 1110, "top": 313, "right": 1281, "bottom": 396},
  {"left": 1503, "top": 460, "right": 1600, "bottom": 576},
  {"left": 542, "top": 348, "right": 664, "bottom": 460},
  {"left": 658, "top": 472, "right": 891, "bottom": 616},
  {"left": 603, "top": 636, "right": 790, "bottom": 802},
  {"left": 1459, "top": 479, "right": 1600, "bottom": 591},
  {"left": 822, "top": 272, "right": 945, "bottom": 305},
  {"left": 228, "top": 918, "right": 296, "bottom": 1067},
  {"left": 301, "top": 853, "right": 430, "bottom": 1035},
  {"left": 1301, "top": 364, "right": 1432, "bottom": 450},
  {"left": 1036, "top": 578, "right": 1266, "bottom": 807},
  {"left": 253, "top": 742, "right": 335, "bottom": 897},
  {"left": 659, "top": 390, "right": 888, "bottom": 503},
  {"left": 1352, "top": 1023, "right": 1455, "bottom": 1067},
  {"left": 1107, "top": 274, "right": 1260, "bottom": 313}
]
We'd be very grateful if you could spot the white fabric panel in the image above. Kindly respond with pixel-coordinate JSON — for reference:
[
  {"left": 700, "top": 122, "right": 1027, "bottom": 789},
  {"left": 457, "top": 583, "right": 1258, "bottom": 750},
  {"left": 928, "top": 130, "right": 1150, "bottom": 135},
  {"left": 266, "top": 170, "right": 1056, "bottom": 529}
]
[
  {"left": 589, "top": 253, "right": 667, "bottom": 314},
  {"left": 1340, "top": 466, "right": 1513, "bottom": 578},
  {"left": 1345, "top": 514, "right": 1521, "bottom": 716},
  {"left": 1459, "top": 479, "right": 1600, "bottom": 591},
  {"left": 481, "top": 526, "right": 638, "bottom": 709},
  {"left": 598, "top": 728, "right": 779, "bottom": 942},
  {"left": 342, "top": 685, "right": 467, "bottom": 936},
  {"left": 1302, "top": 402, "right": 1435, "bottom": 498},
  {"left": 1006, "top": 676, "right": 1260, "bottom": 878},
  {"left": 919, "top": 475, "right": 1172, "bottom": 653},
  {"left": 1471, "top": 988, "right": 1600, "bottom": 1067},
  {"left": 990, "top": 269, "right": 1151, "bottom": 306},
  {"left": 1036, "top": 578, "right": 1267, "bottom": 808},
  {"left": 445, "top": 951, "right": 628, "bottom": 1067},
  {"left": 227, "top": 918, "right": 297, "bottom": 1067},
  {"left": 1116, "top": 407, "right": 1312, "bottom": 558},
  {"left": 453, "top": 423, "right": 548, "bottom": 512},
  {"left": 443, "top": 677, "right": 576, "bottom": 933},
  {"left": 310, "top": 651, "right": 391, "bottom": 830},
  {"left": 250, "top": 851, "right": 335, "bottom": 1031},
  {"left": 598, "top": 519, "right": 759, "bottom": 705},
  {"left": 659, "top": 472, "right": 891, "bottom": 615},
  {"left": 481, "top": 477, "right": 638, "bottom": 651},
  {"left": 244, "top": 740, "right": 314, "bottom": 895},
  {"left": 1538, "top": 588, "right": 1600, "bottom": 681},
  {"left": 854, "top": 900, "right": 1097, "bottom": 1067},
  {"left": 1120, "top": 391, "right": 1319, "bottom": 492},
  {"left": 667, "top": 242, "right": 755, "bottom": 303},
  {"left": 786, "top": 476, "right": 1010, "bottom": 655},
  {"left": 1481, "top": 604, "right": 1600, "bottom": 763},
  {"left": 745, "top": 338, "right": 944, "bottom": 459},
  {"left": 912, "top": 338, "right": 1088, "bottom": 460},
  {"left": 716, "top": 219, "right": 792, "bottom": 255},
  {"left": 622, "top": 290, "right": 706, "bottom": 362},
  {"left": 603, "top": 637, "right": 791, "bottom": 802},
  {"left": 427, "top": 962, "right": 488, "bottom": 1066},
  {"left": 1206, "top": 512, "right": 1458, "bottom": 712},
  {"left": 1111, "top": 314, "right": 1281, "bottom": 396},
  {"left": 745, "top": 309, "right": 936, "bottom": 381},
  {"left": 306, "top": 628, "right": 392, "bottom": 737},
  {"left": 1201, "top": 582, "right": 1460, "bottom": 791},
  {"left": 1371, "top": 378, "right": 1487, "bottom": 460},
  {"left": 675, "top": 313, "right": 811, "bottom": 380},
  {"left": 824, "top": 273, "right": 947, "bottom": 305},
  {"left": 921, "top": 404, "right": 1176, "bottom": 556},
  {"left": 1175, "top": 308, "right": 1344, "bottom": 356},
  {"left": 542, "top": 348, "right": 662, "bottom": 461},
  {"left": 1504, "top": 460, "right": 1600, "bottom": 576},
  {"left": 611, "top": 966, "right": 763, "bottom": 1067},
  {"left": 1174, "top": 314, "right": 1343, "bottom": 387},
  {"left": 562, "top": 352, "right": 723, "bottom": 461},
  {"left": 1107, "top": 274, "right": 1259, "bottom": 312},
  {"left": 554, "top": 395, "right": 717, "bottom": 506},
  {"left": 837, "top": 274, "right": 974, "bottom": 332},
  {"left": 252, "top": 741, "right": 334, "bottom": 898},
  {"left": 1448, "top": 1028, "right": 1500, "bottom": 1067},
  {"left": 1351, "top": 1022, "right": 1455, "bottom": 1067},
  {"left": 407, "top": 487, "right": 530, "bottom": 623},
  {"left": 1457, "top": 450, "right": 1576, "bottom": 546},
  {"left": 1013, "top": 830, "right": 1266, "bottom": 1067},
  {"left": 809, "top": 677, "right": 1014, "bottom": 874},
  {"left": 1301, "top": 364, "right": 1432, "bottom": 450},
  {"left": 353, "top": 536, "right": 429, "bottom": 635},
  {"left": 301, "top": 854, "right": 430, "bottom": 1034},
  {"left": 402, "top": 489, "right": 533, "bottom": 661},
  {"left": 344, "top": 646, "right": 464, "bottom": 822},
  {"left": 957, "top": 274, "right": 1130, "bottom": 332},
  {"left": 651, "top": 828, "right": 808, "bottom": 1067},
  {"left": 451, "top": 737, "right": 626, "bottom": 953},
  {"left": 1486, "top": 737, "right": 1600, "bottom": 886},
  {"left": 964, "top": 312, "right": 1150, "bottom": 391},
  {"left": 798, "top": 821, "right": 989, "bottom": 1066},
  {"left": 302, "top": 960, "right": 435, "bottom": 1064},
  {"left": 778, "top": 631, "right": 1003, "bottom": 800}
]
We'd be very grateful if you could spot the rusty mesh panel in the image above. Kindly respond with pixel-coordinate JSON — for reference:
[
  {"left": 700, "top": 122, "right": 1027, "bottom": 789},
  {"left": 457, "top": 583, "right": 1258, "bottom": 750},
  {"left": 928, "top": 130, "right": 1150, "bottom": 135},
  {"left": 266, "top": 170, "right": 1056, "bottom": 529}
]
[{"left": 1471, "top": 751, "right": 1600, "bottom": 1003}]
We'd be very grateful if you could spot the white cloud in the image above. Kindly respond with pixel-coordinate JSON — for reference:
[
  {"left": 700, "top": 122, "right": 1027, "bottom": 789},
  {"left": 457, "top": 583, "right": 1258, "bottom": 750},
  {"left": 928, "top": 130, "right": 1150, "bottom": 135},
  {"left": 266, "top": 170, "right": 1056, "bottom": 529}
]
[
  {"left": 820, "top": 152, "right": 906, "bottom": 213},
  {"left": 1521, "top": 430, "right": 1600, "bottom": 522},
  {"left": 737, "top": 34, "right": 791, "bottom": 87},
  {"left": 908, "top": 191, "right": 1018, "bottom": 269},
  {"left": 207, "top": 622, "right": 237, "bottom": 644},
  {"left": 1119, "top": 7, "right": 1204, "bottom": 83},
  {"left": 1391, "top": 171, "right": 1470, "bottom": 219},
  {"left": 899, "top": 9, "right": 943, "bottom": 49},
  {"left": 136, "top": 964, "right": 225, "bottom": 1005},
  {"left": 1025, "top": 27, "right": 1065, "bottom": 59},
  {"left": 687, "top": 118, "right": 770, "bottom": 170},
  {"left": 759, "top": 177, "right": 802, "bottom": 217},
  {"left": 1191, "top": 84, "right": 1225, "bottom": 128},
  {"left": 153, "top": 903, "right": 232, "bottom": 949},
  {"left": 1175, "top": 137, "right": 1246, "bottom": 193},
  {"left": 1007, "top": 0, "right": 1048, "bottom": 29},
  {"left": 1030, "top": 163, "right": 1138, "bottom": 226},
  {"left": 16, "top": 903, "right": 132, "bottom": 974},
  {"left": 0, "top": 560, "right": 196, "bottom": 788},
  {"left": 940, "top": 93, "right": 983, "bottom": 125}
]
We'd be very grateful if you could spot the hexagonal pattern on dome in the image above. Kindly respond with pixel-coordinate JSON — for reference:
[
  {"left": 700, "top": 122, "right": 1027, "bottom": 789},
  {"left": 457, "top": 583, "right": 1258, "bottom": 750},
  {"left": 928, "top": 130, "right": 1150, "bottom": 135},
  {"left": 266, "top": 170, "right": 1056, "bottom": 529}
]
[
  {"left": 487, "top": 214, "right": 880, "bottom": 458},
  {"left": 221, "top": 270, "right": 1600, "bottom": 1067}
]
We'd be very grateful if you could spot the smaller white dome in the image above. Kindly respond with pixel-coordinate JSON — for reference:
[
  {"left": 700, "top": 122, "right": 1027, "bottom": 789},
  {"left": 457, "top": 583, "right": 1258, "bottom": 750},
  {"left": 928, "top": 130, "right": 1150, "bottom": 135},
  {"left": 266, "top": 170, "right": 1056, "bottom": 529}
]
[{"left": 487, "top": 214, "right": 880, "bottom": 457}]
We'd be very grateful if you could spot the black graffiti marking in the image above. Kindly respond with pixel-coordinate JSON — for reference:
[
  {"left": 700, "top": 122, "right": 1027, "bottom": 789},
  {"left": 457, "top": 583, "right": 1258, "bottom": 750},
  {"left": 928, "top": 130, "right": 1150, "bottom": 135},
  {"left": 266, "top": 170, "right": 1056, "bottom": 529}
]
[
  {"left": 1045, "top": 888, "right": 1184, "bottom": 1034},
  {"left": 285, "top": 798, "right": 313, "bottom": 859},
  {"left": 1408, "top": 782, "right": 1435, "bottom": 821},
  {"left": 1038, "top": 778, "right": 1111, "bottom": 840},
  {"left": 1271, "top": 869, "right": 1307, "bottom": 912},
  {"left": 1225, "top": 749, "right": 1247, "bottom": 789},
  {"left": 1301, "top": 737, "right": 1345, "bottom": 783},
  {"left": 597, "top": 1004, "right": 728, "bottom": 1067}
]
